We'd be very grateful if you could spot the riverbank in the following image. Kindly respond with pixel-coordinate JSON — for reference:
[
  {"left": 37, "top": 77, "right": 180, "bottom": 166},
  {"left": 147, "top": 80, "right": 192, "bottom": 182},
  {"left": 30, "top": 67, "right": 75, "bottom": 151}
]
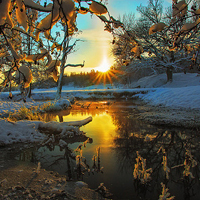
[
  {"left": 0, "top": 72, "right": 200, "bottom": 137},
  {"left": 0, "top": 161, "right": 105, "bottom": 200},
  {"left": 137, "top": 103, "right": 200, "bottom": 128}
]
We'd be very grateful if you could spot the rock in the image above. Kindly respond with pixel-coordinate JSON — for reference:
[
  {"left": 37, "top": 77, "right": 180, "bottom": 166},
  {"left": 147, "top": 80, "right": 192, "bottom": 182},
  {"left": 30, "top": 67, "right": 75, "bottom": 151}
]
[{"left": 75, "top": 181, "right": 88, "bottom": 188}]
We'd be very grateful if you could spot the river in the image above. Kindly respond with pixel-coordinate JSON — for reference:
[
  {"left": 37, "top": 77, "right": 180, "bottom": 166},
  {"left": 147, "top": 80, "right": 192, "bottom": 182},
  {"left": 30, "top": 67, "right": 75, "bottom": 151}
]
[{"left": 2, "top": 100, "right": 200, "bottom": 199}]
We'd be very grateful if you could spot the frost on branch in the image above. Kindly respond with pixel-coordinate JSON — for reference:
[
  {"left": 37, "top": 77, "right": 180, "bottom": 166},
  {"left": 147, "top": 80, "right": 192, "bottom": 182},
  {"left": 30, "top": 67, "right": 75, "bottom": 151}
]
[
  {"left": 183, "top": 149, "right": 197, "bottom": 178},
  {"left": 159, "top": 183, "right": 175, "bottom": 200},
  {"left": 133, "top": 151, "right": 152, "bottom": 184}
]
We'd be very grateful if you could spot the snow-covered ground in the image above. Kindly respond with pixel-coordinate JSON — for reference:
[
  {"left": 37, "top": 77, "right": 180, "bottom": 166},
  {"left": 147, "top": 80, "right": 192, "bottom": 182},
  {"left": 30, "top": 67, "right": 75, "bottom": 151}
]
[
  {"left": 134, "top": 73, "right": 200, "bottom": 109},
  {"left": 1, "top": 72, "right": 199, "bottom": 110},
  {"left": 0, "top": 72, "right": 200, "bottom": 145}
]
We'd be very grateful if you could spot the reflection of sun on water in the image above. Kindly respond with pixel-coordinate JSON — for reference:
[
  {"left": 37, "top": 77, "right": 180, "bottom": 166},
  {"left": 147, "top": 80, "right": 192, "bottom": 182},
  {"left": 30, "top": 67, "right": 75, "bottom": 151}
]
[{"left": 61, "top": 112, "right": 116, "bottom": 148}]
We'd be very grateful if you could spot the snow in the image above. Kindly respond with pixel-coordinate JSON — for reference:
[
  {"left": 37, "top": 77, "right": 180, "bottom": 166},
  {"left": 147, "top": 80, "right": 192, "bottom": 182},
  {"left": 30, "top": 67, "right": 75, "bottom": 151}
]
[
  {"left": 134, "top": 73, "right": 200, "bottom": 109},
  {"left": 138, "top": 86, "right": 200, "bottom": 109},
  {"left": 0, "top": 72, "right": 200, "bottom": 146},
  {"left": 0, "top": 119, "right": 46, "bottom": 145}
]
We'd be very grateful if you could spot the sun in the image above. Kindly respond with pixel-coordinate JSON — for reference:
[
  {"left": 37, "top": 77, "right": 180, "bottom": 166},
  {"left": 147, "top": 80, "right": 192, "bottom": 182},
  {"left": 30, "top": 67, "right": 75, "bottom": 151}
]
[{"left": 95, "top": 57, "right": 111, "bottom": 72}]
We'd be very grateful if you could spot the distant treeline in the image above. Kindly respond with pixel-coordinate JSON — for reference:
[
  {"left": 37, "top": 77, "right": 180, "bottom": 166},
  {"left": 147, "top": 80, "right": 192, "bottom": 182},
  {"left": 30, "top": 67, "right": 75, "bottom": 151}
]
[
  {"left": 64, "top": 69, "right": 116, "bottom": 86},
  {"left": 33, "top": 69, "right": 117, "bottom": 89}
]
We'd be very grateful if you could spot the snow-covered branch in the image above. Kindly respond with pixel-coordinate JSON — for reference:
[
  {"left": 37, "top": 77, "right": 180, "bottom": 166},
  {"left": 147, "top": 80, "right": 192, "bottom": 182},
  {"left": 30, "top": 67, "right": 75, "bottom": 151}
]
[
  {"left": 65, "top": 39, "right": 81, "bottom": 55},
  {"left": 64, "top": 61, "right": 85, "bottom": 68},
  {"left": 38, "top": 116, "right": 92, "bottom": 135},
  {"left": 39, "top": 116, "right": 92, "bottom": 135}
]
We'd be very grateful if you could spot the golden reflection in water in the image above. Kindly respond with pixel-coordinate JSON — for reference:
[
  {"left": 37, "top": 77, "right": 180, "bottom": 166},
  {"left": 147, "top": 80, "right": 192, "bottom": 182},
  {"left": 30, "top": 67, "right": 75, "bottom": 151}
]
[{"left": 60, "top": 112, "right": 116, "bottom": 148}]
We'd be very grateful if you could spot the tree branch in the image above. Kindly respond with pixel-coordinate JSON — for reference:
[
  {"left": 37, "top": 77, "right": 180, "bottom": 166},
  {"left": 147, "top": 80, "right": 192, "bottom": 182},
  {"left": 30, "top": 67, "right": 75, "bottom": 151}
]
[
  {"left": 64, "top": 61, "right": 85, "bottom": 68},
  {"left": 24, "top": 0, "right": 52, "bottom": 12}
]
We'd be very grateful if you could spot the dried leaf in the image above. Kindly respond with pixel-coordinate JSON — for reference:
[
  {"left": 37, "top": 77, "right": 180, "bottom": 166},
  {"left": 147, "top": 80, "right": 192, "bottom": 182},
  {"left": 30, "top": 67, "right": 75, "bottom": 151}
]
[
  {"left": 149, "top": 22, "right": 166, "bottom": 35},
  {"left": 15, "top": 64, "right": 33, "bottom": 88},
  {"left": 67, "top": 11, "right": 77, "bottom": 29},
  {"left": 195, "top": 18, "right": 200, "bottom": 25},
  {"left": 46, "top": 60, "right": 61, "bottom": 72},
  {"left": 131, "top": 46, "right": 144, "bottom": 54},
  {"left": 78, "top": 7, "right": 89, "bottom": 15},
  {"left": 7, "top": 40, "right": 24, "bottom": 61},
  {"left": 89, "top": 1, "right": 107, "bottom": 15},
  {"left": 51, "top": 42, "right": 63, "bottom": 52},
  {"left": 16, "top": 0, "right": 28, "bottom": 31},
  {"left": 98, "top": 15, "right": 109, "bottom": 22},
  {"left": 173, "top": 0, "right": 188, "bottom": 17},
  {"left": 44, "top": 30, "right": 53, "bottom": 40},
  {"left": 13, "top": 26, "right": 29, "bottom": 35},
  {"left": 59, "top": 0, "right": 75, "bottom": 24},
  {"left": 24, "top": 48, "right": 48, "bottom": 62},
  {"left": 5, "top": 15, "right": 14, "bottom": 28},
  {"left": 195, "top": 9, "right": 200, "bottom": 14},
  {"left": 0, "top": 1, "right": 11, "bottom": 26},
  {"left": 35, "top": 1, "right": 60, "bottom": 41},
  {"left": 181, "top": 23, "right": 196, "bottom": 32},
  {"left": 52, "top": 68, "right": 58, "bottom": 82},
  {"left": 46, "top": 53, "right": 52, "bottom": 67}
]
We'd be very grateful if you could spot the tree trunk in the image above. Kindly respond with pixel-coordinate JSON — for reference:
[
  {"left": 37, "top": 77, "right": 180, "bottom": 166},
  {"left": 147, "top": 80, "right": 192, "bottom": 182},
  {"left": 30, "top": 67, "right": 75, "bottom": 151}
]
[
  {"left": 55, "top": 65, "right": 65, "bottom": 100},
  {"left": 27, "top": 84, "right": 32, "bottom": 98},
  {"left": 55, "top": 26, "right": 68, "bottom": 100},
  {"left": 166, "top": 66, "right": 173, "bottom": 82}
]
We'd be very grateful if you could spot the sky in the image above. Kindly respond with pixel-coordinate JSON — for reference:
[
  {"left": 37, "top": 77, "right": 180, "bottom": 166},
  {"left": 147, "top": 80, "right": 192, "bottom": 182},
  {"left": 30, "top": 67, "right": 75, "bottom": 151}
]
[{"left": 44, "top": 0, "right": 172, "bottom": 74}]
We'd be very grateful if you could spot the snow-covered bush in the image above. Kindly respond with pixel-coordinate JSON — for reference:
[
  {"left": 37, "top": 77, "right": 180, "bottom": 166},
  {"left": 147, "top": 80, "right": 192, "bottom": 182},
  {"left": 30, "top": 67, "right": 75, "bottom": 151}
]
[{"left": 39, "top": 98, "right": 72, "bottom": 112}]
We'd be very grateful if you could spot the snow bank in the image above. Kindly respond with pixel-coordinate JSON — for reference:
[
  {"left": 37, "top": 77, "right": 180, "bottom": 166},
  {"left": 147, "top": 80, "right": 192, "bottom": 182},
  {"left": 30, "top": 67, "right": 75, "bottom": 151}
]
[
  {"left": 135, "top": 73, "right": 200, "bottom": 109},
  {"left": 0, "top": 116, "right": 92, "bottom": 146},
  {"left": 0, "top": 119, "right": 47, "bottom": 145},
  {"left": 139, "top": 86, "right": 200, "bottom": 109},
  {"left": 131, "top": 73, "right": 200, "bottom": 88},
  {"left": 0, "top": 96, "right": 75, "bottom": 116}
]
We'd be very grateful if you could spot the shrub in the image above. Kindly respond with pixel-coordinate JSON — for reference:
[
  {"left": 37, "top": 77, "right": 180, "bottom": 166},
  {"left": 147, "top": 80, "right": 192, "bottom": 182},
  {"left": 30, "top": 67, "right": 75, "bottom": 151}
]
[{"left": 8, "top": 106, "right": 42, "bottom": 121}]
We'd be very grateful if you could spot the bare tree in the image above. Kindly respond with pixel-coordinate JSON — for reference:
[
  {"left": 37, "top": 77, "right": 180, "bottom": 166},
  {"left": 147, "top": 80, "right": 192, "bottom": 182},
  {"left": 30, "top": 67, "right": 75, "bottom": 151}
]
[
  {"left": 55, "top": 26, "right": 85, "bottom": 99},
  {"left": 112, "top": 0, "right": 200, "bottom": 82},
  {"left": 0, "top": 0, "right": 121, "bottom": 99}
]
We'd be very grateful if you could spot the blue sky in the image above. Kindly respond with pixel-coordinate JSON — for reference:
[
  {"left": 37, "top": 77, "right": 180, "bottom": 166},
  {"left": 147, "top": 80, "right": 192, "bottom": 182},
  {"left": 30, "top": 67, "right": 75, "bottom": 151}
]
[{"left": 42, "top": 0, "right": 172, "bottom": 74}]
